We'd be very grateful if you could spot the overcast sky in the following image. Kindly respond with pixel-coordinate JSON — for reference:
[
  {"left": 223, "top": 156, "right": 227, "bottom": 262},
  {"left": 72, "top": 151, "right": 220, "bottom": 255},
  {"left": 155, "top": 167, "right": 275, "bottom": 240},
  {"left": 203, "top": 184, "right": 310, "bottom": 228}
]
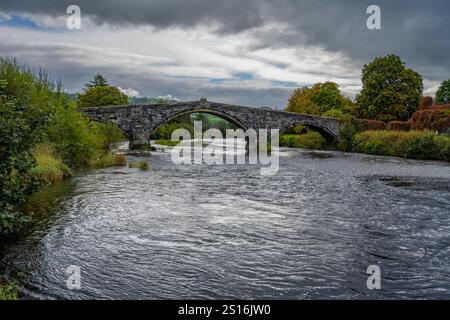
[{"left": 0, "top": 0, "right": 449, "bottom": 107}]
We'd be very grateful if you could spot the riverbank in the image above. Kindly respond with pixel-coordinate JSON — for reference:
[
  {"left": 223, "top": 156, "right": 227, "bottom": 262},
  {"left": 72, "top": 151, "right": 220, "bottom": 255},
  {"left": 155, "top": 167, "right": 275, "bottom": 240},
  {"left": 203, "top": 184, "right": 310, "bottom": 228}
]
[{"left": 280, "top": 130, "right": 450, "bottom": 162}]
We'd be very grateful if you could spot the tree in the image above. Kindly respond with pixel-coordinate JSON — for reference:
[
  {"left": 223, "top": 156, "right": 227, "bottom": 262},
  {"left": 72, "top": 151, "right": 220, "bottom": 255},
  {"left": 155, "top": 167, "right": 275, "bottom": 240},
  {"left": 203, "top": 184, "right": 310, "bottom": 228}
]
[
  {"left": 435, "top": 79, "right": 450, "bottom": 105},
  {"left": 78, "top": 86, "right": 128, "bottom": 108},
  {"left": 85, "top": 74, "right": 108, "bottom": 89},
  {"left": 355, "top": 55, "right": 423, "bottom": 121},
  {"left": 285, "top": 82, "right": 354, "bottom": 116},
  {"left": 0, "top": 57, "right": 63, "bottom": 234}
]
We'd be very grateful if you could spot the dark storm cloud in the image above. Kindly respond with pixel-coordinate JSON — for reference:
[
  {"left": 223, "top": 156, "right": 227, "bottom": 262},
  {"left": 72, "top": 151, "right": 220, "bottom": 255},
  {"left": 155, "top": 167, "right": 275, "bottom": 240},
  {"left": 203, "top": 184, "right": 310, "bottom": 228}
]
[
  {"left": 0, "top": 0, "right": 263, "bottom": 33},
  {"left": 1, "top": 0, "right": 449, "bottom": 79}
]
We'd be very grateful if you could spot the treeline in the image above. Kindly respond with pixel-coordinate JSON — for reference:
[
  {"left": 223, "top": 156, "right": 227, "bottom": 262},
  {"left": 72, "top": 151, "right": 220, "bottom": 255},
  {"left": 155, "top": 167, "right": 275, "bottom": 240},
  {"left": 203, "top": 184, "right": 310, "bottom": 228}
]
[
  {"left": 0, "top": 59, "right": 125, "bottom": 235},
  {"left": 285, "top": 54, "right": 450, "bottom": 122},
  {"left": 282, "top": 54, "right": 450, "bottom": 161}
]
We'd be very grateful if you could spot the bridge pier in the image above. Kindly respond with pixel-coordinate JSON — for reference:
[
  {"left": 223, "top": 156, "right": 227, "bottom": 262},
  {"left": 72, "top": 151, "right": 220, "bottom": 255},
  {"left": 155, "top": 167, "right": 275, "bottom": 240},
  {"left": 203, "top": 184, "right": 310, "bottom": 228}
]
[{"left": 129, "top": 129, "right": 152, "bottom": 150}]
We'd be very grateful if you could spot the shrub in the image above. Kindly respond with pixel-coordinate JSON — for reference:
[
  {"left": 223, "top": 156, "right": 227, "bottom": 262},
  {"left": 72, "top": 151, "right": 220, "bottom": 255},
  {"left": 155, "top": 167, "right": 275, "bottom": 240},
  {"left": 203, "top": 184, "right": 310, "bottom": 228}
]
[
  {"left": 129, "top": 161, "right": 149, "bottom": 171},
  {"left": 88, "top": 154, "right": 127, "bottom": 169},
  {"left": 322, "top": 108, "right": 346, "bottom": 118},
  {"left": 280, "top": 132, "right": 327, "bottom": 150},
  {"left": 387, "top": 121, "right": 411, "bottom": 131},
  {"left": 410, "top": 107, "right": 450, "bottom": 133},
  {"left": 29, "top": 144, "right": 73, "bottom": 183},
  {"left": 353, "top": 130, "right": 450, "bottom": 161},
  {"left": 356, "top": 119, "right": 386, "bottom": 131}
]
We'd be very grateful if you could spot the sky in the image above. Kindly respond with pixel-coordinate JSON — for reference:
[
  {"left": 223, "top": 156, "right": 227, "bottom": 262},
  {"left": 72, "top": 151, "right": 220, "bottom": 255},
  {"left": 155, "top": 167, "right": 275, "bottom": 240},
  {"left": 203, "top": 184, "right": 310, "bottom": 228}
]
[{"left": 0, "top": 0, "right": 449, "bottom": 108}]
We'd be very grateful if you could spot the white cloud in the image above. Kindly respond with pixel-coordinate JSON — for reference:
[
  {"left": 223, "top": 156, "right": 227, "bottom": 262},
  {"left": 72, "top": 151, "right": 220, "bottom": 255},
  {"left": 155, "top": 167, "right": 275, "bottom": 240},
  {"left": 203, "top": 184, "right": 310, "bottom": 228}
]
[
  {"left": 118, "top": 86, "right": 141, "bottom": 97},
  {"left": 158, "top": 94, "right": 179, "bottom": 101},
  {"left": 0, "top": 11, "right": 12, "bottom": 22}
]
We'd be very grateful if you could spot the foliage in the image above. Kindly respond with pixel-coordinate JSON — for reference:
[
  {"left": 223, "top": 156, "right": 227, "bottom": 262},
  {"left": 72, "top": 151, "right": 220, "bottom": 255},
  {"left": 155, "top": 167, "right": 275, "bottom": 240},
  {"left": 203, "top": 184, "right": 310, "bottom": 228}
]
[
  {"left": 386, "top": 121, "right": 411, "bottom": 131},
  {"left": 84, "top": 74, "right": 108, "bottom": 89},
  {"left": 280, "top": 132, "right": 327, "bottom": 150},
  {"left": 435, "top": 79, "right": 450, "bottom": 105},
  {"left": 322, "top": 108, "right": 346, "bottom": 118},
  {"left": 88, "top": 154, "right": 127, "bottom": 169},
  {"left": 409, "top": 106, "right": 450, "bottom": 133},
  {"left": 285, "top": 82, "right": 354, "bottom": 116},
  {"left": 338, "top": 120, "right": 360, "bottom": 152},
  {"left": 353, "top": 130, "right": 450, "bottom": 161},
  {"left": 0, "top": 58, "right": 57, "bottom": 234},
  {"left": 355, "top": 55, "right": 423, "bottom": 121},
  {"left": 155, "top": 139, "right": 181, "bottom": 147},
  {"left": 78, "top": 86, "right": 128, "bottom": 108},
  {"left": 129, "top": 161, "right": 149, "bottom": 171},
  {"left": 0, "top": 279, "right": 19, "bottom": 300},
  {"left": 29, "top": 144, "right": 73, "bottom": 183}
]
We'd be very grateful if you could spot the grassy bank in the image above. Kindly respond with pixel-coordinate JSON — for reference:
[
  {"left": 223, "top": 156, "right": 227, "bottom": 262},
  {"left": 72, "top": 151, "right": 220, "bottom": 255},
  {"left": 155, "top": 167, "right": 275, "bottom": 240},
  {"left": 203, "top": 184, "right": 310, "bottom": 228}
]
[
  {"left": 88, "top": 153, "right": 127, "bottom": 169},
  {"left": 154, "top": 139, "right": 181, "bottom": 147},
  {"left": 0, "top": 279, "right": 19, "bottom": 300},
  {"left": 29, "top": 144, "right": 73, "bottom": 183},
  {"left": 353, "top": 130, "right": 450, "bottom": 161},
  {"left": 280, "top": 132, "right": 327, "bottom": 150}
]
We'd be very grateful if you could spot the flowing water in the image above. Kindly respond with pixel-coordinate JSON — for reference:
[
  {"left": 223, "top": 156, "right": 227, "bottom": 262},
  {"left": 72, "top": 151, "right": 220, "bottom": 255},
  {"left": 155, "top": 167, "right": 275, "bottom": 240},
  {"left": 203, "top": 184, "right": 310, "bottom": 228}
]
[{"left": 1, "top": 143, "right": 450, "bottom": 299}]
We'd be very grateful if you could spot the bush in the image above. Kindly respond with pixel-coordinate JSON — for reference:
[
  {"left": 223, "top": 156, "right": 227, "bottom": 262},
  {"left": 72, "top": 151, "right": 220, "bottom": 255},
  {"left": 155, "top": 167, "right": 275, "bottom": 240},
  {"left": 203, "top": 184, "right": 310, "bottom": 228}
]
[
  {"left": 88, "top": 154, "right": 127, "bottom": 169},
  {"left": 410, "top": 107, "right": 450, "bottom": 133},
  {"left": 387, "top": 121, "right": 411, "bottom": 131},
  {"left": 353, "top": 130, "right": 450, "bottom": 161},
  {"left": 29, "top": 144, "right": 73, "bottom": 183},
  {"left": 280, "top": 132, "right": 327, "bottom": 150},
  {"left": 356, "top": 119, "right": 386, "bottom": 131}
]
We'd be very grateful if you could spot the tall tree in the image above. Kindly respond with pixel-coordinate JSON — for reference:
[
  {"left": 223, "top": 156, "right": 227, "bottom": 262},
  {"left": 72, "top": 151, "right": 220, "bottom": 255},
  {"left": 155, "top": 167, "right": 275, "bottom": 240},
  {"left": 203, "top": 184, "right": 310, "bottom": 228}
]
[
  {"left": 84, "top": 74, "right": 109, "bottom": 89},
  {"left": 355, "top": 55, "right": 423, "bottom": 121},
  {"left": 435, "top": 79, "right": 450, "bottom": 105}
]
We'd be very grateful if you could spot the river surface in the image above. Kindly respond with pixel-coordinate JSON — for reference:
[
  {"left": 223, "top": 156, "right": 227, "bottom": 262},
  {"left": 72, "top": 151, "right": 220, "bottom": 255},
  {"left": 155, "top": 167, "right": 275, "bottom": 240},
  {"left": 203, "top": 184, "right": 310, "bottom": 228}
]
[{"left": 1, "top": 143, "right": 450, "bottom": 299}]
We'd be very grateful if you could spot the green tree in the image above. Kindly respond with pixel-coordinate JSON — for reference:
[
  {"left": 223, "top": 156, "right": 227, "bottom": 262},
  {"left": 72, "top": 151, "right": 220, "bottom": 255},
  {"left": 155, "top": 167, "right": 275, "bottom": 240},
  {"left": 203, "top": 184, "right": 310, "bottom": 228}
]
[
  {"left": 285, "top": 82, "right": 354, "bottom": 116},
  {"left": 435, "top": 79, "right": 450, "bottom": 105},
  {"left": 355, "top": 55, "right": 423, "bottom": 121},
  {"left": 78, "top": 86, "right": 128, "bottom": 108},
  {"left": 85, "top": 74, "right": 108, "bottom": 89}
]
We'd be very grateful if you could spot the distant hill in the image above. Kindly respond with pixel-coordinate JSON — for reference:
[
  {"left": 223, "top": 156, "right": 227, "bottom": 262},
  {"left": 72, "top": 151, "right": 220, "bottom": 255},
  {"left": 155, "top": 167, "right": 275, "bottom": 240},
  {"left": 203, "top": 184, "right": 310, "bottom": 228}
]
[{"left": 128, "top": 97, "right": 180, "bottom": 105}]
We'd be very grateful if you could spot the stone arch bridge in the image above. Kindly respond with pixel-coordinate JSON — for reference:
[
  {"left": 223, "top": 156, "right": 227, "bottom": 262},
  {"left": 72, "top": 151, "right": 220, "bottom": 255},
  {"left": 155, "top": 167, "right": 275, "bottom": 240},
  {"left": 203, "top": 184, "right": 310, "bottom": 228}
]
[{"left": 81, "top": 99, "right": 342, "bottom": 147}]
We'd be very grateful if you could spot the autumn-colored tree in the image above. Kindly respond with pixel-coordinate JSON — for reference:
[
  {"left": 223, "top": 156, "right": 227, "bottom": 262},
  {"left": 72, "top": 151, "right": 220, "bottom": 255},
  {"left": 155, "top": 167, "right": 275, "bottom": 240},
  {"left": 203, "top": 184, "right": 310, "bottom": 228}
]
[{"left": 285, "top": 82, "right": 354, "bottom": 116}]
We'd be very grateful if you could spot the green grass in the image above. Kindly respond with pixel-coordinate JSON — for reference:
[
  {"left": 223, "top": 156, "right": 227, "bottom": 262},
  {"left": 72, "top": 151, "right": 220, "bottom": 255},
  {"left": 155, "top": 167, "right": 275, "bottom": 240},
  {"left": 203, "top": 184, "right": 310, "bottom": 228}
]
[
  {"left": 88, "top": 153, "right": 127, "bottom": 169},
  {"left": 29, "top": 144, "right": 73, "bottom": 183},
  {"left": 129, "top": 161, "right": 150, "bottom": 171},
  {"left": 353, "top": 130, "right": 450, "bottom": 161},
  {"left": 280, "top": 132, "right": 327, "bottom": 150},
  {"left": 154, "top": 139, "right": 181, "bottom": 147},
  {"left": 0, "top": 280, "right": 19, "bottom": 300}
]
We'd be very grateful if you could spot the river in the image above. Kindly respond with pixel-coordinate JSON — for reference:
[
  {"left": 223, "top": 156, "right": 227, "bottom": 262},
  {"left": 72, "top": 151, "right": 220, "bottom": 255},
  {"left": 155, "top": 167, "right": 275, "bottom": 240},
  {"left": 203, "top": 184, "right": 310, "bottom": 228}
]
[{"left": 1, "top": 143, "right": 450, "bottom": 299}]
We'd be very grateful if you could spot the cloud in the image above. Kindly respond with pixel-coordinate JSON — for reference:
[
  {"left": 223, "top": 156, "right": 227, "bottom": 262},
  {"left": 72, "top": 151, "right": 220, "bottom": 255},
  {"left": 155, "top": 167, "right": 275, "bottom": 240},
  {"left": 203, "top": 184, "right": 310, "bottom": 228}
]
[
  {"left": 119, "top": 87, "right": 141, "bottom": 97},
  {"left": 158, "top": 94, "right": 179, "bottom": 101},
  {"left": 0, "top": 1, "right": 448, "bottom": 106}
]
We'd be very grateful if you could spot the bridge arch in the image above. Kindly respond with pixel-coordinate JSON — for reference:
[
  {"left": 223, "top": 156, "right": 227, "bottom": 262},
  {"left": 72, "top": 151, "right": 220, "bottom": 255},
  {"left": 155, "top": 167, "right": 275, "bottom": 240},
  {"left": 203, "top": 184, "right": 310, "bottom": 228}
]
[{"left": 149, "top": 108, "right": 248, "bottom": 136}]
